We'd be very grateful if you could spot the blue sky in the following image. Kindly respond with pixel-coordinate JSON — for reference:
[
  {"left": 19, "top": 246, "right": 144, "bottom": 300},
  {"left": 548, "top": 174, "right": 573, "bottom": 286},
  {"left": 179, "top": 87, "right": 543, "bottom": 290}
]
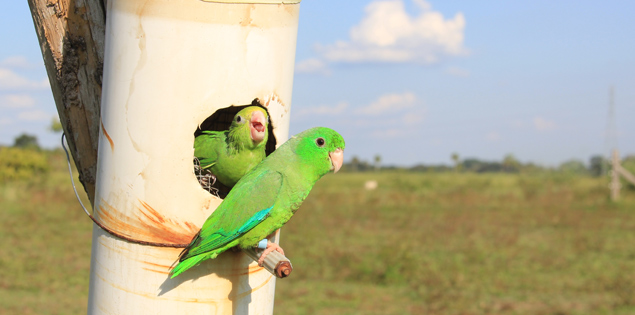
[{"left": 1, "top": 1, "right": 634, "bottom": 166}]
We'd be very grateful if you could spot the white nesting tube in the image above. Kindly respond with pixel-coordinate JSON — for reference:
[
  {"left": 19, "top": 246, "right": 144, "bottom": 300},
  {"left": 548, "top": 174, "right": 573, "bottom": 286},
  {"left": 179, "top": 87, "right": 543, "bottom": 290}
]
[{"left": 88, "top": 0, "right": 300, "bottom": 313}]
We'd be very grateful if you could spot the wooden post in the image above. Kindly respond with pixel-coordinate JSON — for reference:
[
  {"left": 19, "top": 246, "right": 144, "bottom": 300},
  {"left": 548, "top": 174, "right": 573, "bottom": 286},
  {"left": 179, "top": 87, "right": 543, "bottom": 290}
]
[
  {"left": 610, "top": 149, "right": 621, "bottom": 201},
  {"left": 28, "top": 0, "right": 106, "bottom": 206}
]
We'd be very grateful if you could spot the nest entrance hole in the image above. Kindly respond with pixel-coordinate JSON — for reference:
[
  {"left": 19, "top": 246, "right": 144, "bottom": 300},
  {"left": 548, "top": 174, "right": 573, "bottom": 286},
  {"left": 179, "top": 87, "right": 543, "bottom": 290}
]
[{"left": 194, "top": 98, "right": 277, "bottom": 198}]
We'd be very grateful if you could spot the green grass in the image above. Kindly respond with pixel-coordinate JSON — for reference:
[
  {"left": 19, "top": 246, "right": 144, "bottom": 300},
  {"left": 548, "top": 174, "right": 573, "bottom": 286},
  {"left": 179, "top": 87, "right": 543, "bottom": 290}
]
[
  {"left": 2, "top": 153, "right": 635, "bottom": 314},
  {"left": 276, "top": 172, "right": 635, "bottom": 314},
  {"left": 0, "top": 152, "right": 91, "bottom": 314}
]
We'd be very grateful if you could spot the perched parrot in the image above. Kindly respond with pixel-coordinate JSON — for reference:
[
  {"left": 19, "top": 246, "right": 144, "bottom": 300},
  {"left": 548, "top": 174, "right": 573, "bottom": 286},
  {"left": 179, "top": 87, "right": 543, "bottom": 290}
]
[
  {"left": 194, "top": 106, "right": 269, "bottom": 188},
  {"left": 170, "top": 127, "right": 345, "bottom": 278}
]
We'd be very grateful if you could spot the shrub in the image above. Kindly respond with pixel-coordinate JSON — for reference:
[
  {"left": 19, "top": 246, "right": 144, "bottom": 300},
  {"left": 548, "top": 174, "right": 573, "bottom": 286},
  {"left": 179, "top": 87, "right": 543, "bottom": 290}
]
[{"left": 0, "top": 146, "right": 50, "bottom": 181}]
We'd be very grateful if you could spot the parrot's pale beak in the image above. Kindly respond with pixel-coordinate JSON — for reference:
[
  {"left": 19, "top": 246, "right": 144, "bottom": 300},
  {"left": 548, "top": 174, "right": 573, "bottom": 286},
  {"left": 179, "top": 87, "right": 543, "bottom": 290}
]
[
  {"left": 329, "top": 148, "right": 344, "bottom": 173},
  {"left": 249, "top": 111, "right": 267, "bottom": 144}
]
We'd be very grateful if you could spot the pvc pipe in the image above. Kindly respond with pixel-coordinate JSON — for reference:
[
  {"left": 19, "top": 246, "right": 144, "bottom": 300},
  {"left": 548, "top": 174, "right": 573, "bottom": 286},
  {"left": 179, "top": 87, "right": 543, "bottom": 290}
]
[{"left": 89, "top": 0, "right": 300, "bottom": 313}]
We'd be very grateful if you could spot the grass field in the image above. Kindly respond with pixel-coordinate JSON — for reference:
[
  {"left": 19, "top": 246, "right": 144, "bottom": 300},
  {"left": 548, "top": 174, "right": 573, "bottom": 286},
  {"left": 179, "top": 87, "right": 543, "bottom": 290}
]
[{"left": 2, "top": 152, "right": 635, "bottom": 314}]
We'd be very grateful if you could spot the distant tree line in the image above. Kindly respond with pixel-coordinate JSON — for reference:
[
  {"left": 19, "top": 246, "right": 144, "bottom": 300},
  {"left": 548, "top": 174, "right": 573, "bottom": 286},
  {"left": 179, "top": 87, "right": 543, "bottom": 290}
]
[
  {"left": 342, "top": 153, "right": 631, "bottom": 178},
  {"left": 3, "top": 131, "right": 634, "bottom": 183}
]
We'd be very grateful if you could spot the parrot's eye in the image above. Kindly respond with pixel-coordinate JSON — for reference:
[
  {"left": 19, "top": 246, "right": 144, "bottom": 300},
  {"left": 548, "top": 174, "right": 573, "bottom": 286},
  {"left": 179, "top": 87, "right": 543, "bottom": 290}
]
[
  {"left": 316, "top": 137, "right": 325, "bottom": 147},
  {"left": 235, "top": 115, "right": 244, "bottom": 123}
]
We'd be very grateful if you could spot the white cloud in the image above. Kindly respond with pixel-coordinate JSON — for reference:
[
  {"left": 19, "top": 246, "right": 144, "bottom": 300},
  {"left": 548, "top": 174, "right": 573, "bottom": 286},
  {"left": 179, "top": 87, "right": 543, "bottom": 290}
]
[
  {"left": 0, "top": 68, "right": 50, "bottom": 90},
  {"left": 0, "top": 117, "right": 11, "bottom": 125},
  {"left": 294, "top": 102, "right": 348, "bottom": 116},
  {"left": 318, "top": 0, "right": 467, "bottom": 64},
  {"left": 445, "top": 66, "right": 470, "bottom": 77},
  {"left": 295, "top": 58, "right": 331, "bottom": 75},
  {"left": 534, "top": 116, "right": 556, "bottom": 131},
  {"left": 1, "top": 94, "right": 36, "bottom": 108},
  {"left": 356, "top": 92, "right": 417, "bottom": 115},
  {"left": 18, "top": 110, "right": 50, "bottom": 121}
]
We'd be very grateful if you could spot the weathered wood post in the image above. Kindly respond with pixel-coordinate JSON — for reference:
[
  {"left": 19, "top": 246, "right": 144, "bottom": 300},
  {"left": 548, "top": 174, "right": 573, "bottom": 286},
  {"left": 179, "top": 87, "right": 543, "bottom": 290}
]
[{"left": 28, "top": 0, "right": 106, "bottom": 206}]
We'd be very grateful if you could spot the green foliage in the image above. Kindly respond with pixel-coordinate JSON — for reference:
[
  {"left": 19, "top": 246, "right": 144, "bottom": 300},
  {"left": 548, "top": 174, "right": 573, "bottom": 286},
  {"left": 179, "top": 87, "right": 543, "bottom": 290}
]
[
  {"left": 623, "top": 155, "right": 635, "bottom": 174},
  {"left": 589, "top": 155, "right": 608, "bottom": 177},
  {"left": 622, "top": 155, "right": 635, "bottom": 190},
  {"left": 344, "top": 153, "right": 621, "bottom": 177},
  {"left": 558, "top": 159, "right": 588, "bottom": 175},
  {"left": 49, "top": 117, "right": 63, "bottom": 133},
  {"left": 502, "top": 153, "right": 521, "bottom": 172},
  {"left": 13, "top": 133, "right": 40, "bottom": 150},
  {"left": 0, "top": 146, "right": 50, "bottom": 181}
]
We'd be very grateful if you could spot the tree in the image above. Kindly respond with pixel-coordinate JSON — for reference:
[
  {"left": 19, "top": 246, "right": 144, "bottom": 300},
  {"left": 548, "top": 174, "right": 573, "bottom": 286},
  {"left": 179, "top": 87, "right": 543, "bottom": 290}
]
[
  {"left": 49, "top": 117, "right": 63, "bottom": 133},
  {"left": 502, "top": 154, "right": 521, "bottom": 173},
  {"left": 589, "top": 155, "right": 608, "bottom": 177},
  {"left": 559, "top": 159, "right": 587, "bottom": 175},
  {"left": 13, "top": 133, "right": 40, "bottom": 150},
  {"left": 351, "top": 156, "right": 360, "bottom": 172},
  {"left": 451, "top": 152, "right": 461, "bottom": 172},
  {"left": 374, "top": 154, "right": 381, "bottom": 171}
]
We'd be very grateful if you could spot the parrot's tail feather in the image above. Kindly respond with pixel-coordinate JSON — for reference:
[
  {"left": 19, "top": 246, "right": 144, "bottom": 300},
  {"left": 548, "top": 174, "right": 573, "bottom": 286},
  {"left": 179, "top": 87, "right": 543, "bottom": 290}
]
[
  {"left": 170, "top": 253, "right": 217, "bottom": 278},
  {"left": 176, "top": 232, "right": 201, "bottom": 263}
]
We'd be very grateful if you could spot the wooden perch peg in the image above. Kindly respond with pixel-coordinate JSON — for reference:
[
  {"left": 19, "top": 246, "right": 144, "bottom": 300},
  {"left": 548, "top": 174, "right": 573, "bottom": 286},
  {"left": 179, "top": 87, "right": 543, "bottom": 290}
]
[{"left": 243, "top": 248, "right": 293, "bottom": 278}]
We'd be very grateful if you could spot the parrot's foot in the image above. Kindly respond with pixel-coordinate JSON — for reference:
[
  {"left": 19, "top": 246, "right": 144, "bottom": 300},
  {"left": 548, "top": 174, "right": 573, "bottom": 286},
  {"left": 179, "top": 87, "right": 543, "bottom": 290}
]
[{"left": 258, "top": 242, "right": 285, "bottom": 266}]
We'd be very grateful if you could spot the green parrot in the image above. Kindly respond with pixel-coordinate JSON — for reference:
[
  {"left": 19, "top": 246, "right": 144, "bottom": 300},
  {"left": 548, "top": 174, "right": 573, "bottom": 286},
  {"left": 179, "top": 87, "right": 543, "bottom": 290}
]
[
  {"left": 171, "top": 127, "right": 345, "bottom": 278},
  {"left": 194, "top": 106, "right": 269, "bottom": 188}
]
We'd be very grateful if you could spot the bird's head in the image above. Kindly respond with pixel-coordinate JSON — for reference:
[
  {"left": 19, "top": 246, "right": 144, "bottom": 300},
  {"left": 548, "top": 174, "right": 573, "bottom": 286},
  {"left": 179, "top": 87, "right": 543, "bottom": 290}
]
[
  {"left": 230, "top": 106, "right": 269, "bottom": 147},
  {"left": 292, "top": 127, "right": 345, "bottom": 176}
]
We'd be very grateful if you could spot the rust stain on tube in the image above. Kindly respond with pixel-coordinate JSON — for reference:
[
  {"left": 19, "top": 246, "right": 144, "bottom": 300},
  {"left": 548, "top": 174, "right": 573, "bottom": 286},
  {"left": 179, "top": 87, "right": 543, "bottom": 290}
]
[
  {"left": 100, "top": 119, "right": 115, "bottom": 151},
  {"left": 96, "top": 198, "right": 198, "bottom": 245}
]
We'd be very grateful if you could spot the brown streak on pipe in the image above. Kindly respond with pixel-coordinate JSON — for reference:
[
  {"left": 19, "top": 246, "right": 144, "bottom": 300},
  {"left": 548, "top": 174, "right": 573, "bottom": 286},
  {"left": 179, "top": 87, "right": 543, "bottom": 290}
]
[
  {"left": 135, "top": 199, "right": 198, "bottom": 244},
  {"left": 100, "top": 119, "right": 114, "bottom": 152},
  {"left": 139, "top": 200, "right": 167, "bottom": 224},
  {"left": 96, "top": 198, "right": 198, "bottom": 246},
  {"left": 142, "top": 267, "right": 169, "bottom": 275},
  {"left": 223, "top": 265, "right": 265, "bottom": 277}
]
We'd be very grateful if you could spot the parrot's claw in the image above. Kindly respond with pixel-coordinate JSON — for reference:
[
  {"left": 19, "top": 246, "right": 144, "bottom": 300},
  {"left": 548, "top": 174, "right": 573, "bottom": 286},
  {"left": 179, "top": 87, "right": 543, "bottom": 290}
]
[{"left": 258, "top": 242, "right": 285, "bottom": 266}]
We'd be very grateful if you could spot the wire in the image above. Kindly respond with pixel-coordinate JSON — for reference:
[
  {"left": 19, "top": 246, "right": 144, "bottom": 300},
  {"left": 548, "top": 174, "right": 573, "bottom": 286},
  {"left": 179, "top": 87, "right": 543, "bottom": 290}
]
[
  {"left": 61, "top": 133, "right": 91, "bottom": 217},
  {"left": 61, "top": 133, "right": 188, "bottom": 248}
]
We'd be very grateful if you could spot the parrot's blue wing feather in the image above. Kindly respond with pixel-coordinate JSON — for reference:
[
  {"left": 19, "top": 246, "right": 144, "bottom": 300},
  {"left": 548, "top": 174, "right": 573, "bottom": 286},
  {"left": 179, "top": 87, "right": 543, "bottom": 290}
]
[{"left": 185, "top": 206, "right": 273, "bottom": 258}]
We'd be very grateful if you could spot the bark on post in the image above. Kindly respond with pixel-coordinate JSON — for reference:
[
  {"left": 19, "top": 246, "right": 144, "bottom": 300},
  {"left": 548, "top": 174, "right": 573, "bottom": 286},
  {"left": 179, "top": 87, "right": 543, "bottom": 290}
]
[{"left": 27, "top": 0, "right": 107, "bottom": 205}]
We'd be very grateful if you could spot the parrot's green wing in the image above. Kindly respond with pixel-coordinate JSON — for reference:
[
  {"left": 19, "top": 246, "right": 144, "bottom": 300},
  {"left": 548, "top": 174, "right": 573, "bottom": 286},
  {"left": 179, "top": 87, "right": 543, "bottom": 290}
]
[
  {"left": 175, "top": 170, "right": 283, "bottom": 266},
  {"left": 194, "top": 130, "right": 227, "bottom": 169}
]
